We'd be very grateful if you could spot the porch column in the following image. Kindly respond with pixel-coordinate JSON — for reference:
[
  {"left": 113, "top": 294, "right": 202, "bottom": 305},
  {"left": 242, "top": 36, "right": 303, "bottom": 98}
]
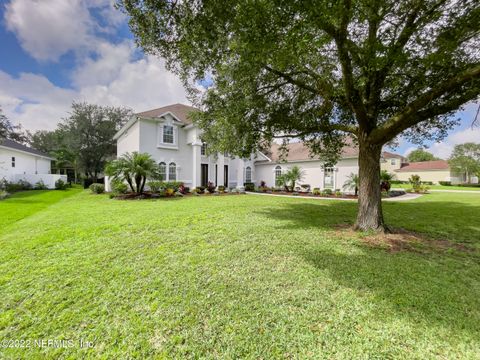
[
  {"left": 192, "top": 140, "right": 202, "bottom": 188},
  {"left": 217, "top": 153, "right": 225, "bottom": 187}
]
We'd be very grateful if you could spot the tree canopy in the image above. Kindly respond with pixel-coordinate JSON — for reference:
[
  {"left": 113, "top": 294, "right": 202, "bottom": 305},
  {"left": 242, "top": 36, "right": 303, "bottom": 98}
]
[
  {"left": 407, "top": 149, "right": 439, "bottom": 162},
  {"left": 449, "top": 143, "right": 480, "bottom": 183},
  {"left": 28, "top": 103, "right": 132, "bottom": 180},
  {"left": 0, "top": 107, "right": 26, "bottom": 143},
  {"left": 120, "top": 0, "right": 480, "bottom": 231}
]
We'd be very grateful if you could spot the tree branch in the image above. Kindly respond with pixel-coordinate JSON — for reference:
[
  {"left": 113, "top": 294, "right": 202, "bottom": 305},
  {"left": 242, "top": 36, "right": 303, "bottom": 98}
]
[{"left": 369, "top": 64, "right": 480, "bottom": 143}]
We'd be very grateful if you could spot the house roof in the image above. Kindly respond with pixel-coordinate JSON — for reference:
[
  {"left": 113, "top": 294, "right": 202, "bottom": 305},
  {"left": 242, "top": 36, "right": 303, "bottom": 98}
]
[
  {"left": 260, "top": 140, "right": 358, "bottom": 163},
  {"left": 382, "top": 151, "right": 404, "bottom": 159},
  {"left": 0, "top": 138, "right": 53, "bottom": 159},
  {"left": 136, "top": 103, "right": 199, "bottom": 125},
  {"left": 395, "top": 160, "right": 449, "bottom": 172}
]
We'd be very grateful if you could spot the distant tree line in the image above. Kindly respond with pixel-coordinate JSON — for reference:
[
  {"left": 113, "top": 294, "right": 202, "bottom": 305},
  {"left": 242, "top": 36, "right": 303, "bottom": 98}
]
[{"left": 1, "top": 103, "right": 132, "bottom": 182}]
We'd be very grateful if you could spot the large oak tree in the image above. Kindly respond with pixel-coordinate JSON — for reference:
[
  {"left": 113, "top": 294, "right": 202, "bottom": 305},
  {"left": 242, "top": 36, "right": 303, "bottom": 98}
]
[{"left": 120, "top": 0, "right": 480, "bottom": 231}]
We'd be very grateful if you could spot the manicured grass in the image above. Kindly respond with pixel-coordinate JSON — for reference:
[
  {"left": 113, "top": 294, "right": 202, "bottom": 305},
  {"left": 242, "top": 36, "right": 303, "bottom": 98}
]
[
  {"left": 393, "top": 183, "right": 480, "bottom": 191},
  {"left": 0, "top": 191, "right": 479, "bottom": 358},
  {"left": 0, "top": 187, "right": 82, "bottom": 235}
]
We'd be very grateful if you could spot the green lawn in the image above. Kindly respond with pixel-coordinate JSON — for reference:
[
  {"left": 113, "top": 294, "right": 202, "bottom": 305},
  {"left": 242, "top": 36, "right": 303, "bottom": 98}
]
[
  {"left": 0, "top": 191, "right": 479, "bottom": 358},
  {"left": 393, "top": 183, "right": 480, "bottom": 191}
]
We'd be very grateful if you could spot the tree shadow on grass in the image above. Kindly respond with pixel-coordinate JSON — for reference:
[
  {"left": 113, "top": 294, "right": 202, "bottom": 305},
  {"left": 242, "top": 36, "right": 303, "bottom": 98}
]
[
  {"left": 255, "top": 199, "right": 480, "bottom": 338},
  {"left": 301, "top": 246, "right": 480, "bottom": 339},
  {"left": 256, "top": 200, "right": 480, "bottom": 246}
]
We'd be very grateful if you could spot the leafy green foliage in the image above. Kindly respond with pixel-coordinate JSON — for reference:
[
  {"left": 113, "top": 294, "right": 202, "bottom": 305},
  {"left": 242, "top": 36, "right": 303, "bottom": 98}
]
[
  {"left": 120, "top": 0, "right": 480, "bottom": 230},
  {"left": 55, "top": 179, "right": 68, "bottom": 190},
  {"left": 0, "top": 106, "right": 26, "bottom": 143},
  {"left": 407, "top": 149, "right": 439, "bottom": 162},
  {"left": 105, "top": 152, "right": 158, "bottom": 194},
  {"left": 448, "top": 142, "right": 480, "bottom": 183},
  {"left": 34, "top": 180, "right": 48, "bottom": 190},
  {"left": 343, "top": 173, "right": 359, "bottom": 196},
  {"left": 89, "top": 183, "right": 105, "bottom": 194}
]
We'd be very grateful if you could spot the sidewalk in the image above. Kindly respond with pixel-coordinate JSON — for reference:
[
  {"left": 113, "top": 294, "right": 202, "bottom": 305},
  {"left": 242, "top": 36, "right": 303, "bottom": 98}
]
[{"left": 246, "top": 192, "right": 423, "bottom": 201}]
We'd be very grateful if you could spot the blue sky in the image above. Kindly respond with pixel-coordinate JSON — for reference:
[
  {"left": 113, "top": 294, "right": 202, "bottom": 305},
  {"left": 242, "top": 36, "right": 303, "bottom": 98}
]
[{"left": 0, "top": 0, "right": 478, "bottom": 159}]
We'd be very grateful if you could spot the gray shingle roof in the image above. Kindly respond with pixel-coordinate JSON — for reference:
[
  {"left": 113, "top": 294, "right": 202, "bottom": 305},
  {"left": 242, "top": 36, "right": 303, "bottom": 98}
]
[{"left": 0, "top": 138, "right": 53, "bottom": 159}]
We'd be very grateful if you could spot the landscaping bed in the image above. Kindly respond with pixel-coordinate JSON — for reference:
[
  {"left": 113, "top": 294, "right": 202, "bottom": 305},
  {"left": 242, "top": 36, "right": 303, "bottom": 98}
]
[{"left": 250, "top": 189, "right": 406, "bottom": 199}]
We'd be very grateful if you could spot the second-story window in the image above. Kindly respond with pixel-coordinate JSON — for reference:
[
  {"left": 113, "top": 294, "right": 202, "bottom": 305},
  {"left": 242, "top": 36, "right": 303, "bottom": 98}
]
[
  {"left": 391, "top": 158, "right": 396, "bottom": 165},
  {"left": 201, "top": 143, "right": 207, "bottom": 156},
  {"left": 163, "top": 125, "right": 174, "bottom": 144}
]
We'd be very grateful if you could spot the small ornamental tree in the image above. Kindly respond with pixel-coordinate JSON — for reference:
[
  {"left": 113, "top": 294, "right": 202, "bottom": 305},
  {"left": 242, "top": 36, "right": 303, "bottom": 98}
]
[
  {"left": 120, "top": 0, "right": 480, "bottom": 231},
  {"left": 105, "top": 152, "right": 159, "bottom": 194}
]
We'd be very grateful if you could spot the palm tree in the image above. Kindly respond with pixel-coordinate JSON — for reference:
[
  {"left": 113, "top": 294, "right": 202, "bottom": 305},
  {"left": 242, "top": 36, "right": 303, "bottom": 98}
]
[
  {"left": 380, "top": 170, "right": 395, "bottom": 192},
  {"left": 105, "top": 152, "right": 158, "bottom": 194},
  {"left": 343, "top": 173, "right": 359, "bottom": 196},
  {"left": 287, "top": 165, "right": 305, "bottom": 191}
]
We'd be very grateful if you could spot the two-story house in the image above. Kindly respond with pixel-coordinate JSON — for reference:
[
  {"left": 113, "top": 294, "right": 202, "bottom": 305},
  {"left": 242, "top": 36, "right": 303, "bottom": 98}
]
[{"left": 113, "top": 103, "right": 361, "bottom": 190}]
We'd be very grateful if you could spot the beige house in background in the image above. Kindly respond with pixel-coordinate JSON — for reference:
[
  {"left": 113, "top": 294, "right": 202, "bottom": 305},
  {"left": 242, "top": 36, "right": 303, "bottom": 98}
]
[{"left": 381, "top": 151, "right": 462, "bottom": 184}]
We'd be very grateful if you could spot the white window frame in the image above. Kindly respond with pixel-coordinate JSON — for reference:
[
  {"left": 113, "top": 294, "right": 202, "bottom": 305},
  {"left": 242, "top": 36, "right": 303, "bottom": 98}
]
[
  {"left": 324, "top": 167, "right": 335, "bottom": 189},
  {"left": 157, "top": 122, "right": 178, "bottom": 148},
  {"left": 201, "top": 143, "right": 207, "bottom": 156},
  {"left": 158, "top": 162, "right": 166, "bottom": 181},
  {"left": 168, "top": 162, "right": 177, "bottom": 181},
  {"left": 391, "top": 158, "right": 396, "bottom": 165},
  {"left": 275, "top": 165, "right": 282, "bottom": 186},
  {"left": 245, "top": 166, "right": 252, "bottom": 183}
]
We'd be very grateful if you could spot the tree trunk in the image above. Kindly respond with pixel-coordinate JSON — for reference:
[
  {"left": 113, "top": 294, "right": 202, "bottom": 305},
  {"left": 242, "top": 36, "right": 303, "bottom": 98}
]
[{"left": 354, "top": 141, "right": 386, "bottom": 232}]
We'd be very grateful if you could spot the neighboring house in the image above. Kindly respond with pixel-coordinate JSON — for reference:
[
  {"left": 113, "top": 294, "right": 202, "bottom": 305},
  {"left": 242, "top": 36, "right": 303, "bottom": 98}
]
[
  {"left": 380, "top": 152, "right": 462, "bottom": 184},
  {"left": 113, "top": 103, "right": 361, "bottom": 191},
  {"left": 0, "top": 138, "right": 66, "bottom": 189}
]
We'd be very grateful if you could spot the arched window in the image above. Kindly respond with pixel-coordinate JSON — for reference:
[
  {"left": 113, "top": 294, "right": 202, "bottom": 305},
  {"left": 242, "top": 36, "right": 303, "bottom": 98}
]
[
  {"left": 245, "top": 166, "right": 252, "bottom": 183},
  {"left": 275, "top": 165, "right": 282, "bottom": 186},
  {"left": 158, "top": 162, "right": 166, "bottom": 181},
  {"left": 168, "top": 162, "right": 176, "bottom": 181}
]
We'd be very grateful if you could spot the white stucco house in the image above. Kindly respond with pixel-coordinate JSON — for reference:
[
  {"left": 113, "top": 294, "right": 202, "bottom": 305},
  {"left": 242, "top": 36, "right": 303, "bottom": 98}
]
[
  {"left": 112, "top": 103, "right": 361, "bottom": 191},
  {"left": 0, "top": 138, "right": 66, "bottom": 189}
]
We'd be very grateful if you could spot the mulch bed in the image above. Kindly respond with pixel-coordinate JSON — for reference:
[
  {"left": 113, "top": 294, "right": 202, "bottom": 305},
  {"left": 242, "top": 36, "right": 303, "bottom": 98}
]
[
  {"left": 252, "top": 189, "right": 406, "bottom": 199},
  {"left": 332, "top": 224, "right": 472, "bottom": 254},
  {"left": 112, "top": 192, "right": 246, "bottom": 200}
]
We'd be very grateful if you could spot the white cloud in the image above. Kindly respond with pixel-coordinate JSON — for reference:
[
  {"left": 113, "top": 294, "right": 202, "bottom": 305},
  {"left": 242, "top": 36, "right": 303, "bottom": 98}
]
[
  {"left": 426, "top": 127, "right": 480, "bottom": 159},
  {"left": 0, "top": 41, "right": 188, "bottom": 131},
  {"left": 4, "top": 0, "right": 94, "bottom": 61}
]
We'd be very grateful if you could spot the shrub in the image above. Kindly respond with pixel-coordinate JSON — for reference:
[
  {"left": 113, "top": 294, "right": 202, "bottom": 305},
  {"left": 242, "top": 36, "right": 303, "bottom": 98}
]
[
  {"left": 335, "top": 189, "right": 342, "bottom": 197},
  {"left": 165, "top": 188, "right": 175, "bottom": 196},
  {"left": 195, "top": 186, "right": 205, "bottom": 194},
  {"left": 34, "top": 180, "right": 48, "bottom": 190},
  {"left": 55, "top": 179, "right": 67, "bottom": 190},
  {"left": 244, "top": 182, "right": 255, "bottom": 191},
  {"left": 258, "top": 186, "right": 270, "bottom": 192},
  {"left": 6, "top": 182, "right": 24, "bottom": 192},
  {"left": 112, "top": 180, "right": 128, "bottom": 194},
  {"left": 439, "top": 181, "right": 452, "bottom": 186},
  {"left": 322, "top": 189, "right": 333, "bottom": 196},
  {"left": 260, "top": 180, "right": 266, "bottom": 187},
  {"left": 18, "top": 179, "right": 33, "bottom": 190},
  {"left": 217, "top": 185, "right": 225, "bottom": 193},
  {"left": 147, "top": 181, "right": 163, "bottom": 193},
  {"left": 206, "top": 182, "right": 216, "bottom": 193},
  {"left": 0, "top": 190, "right": 8, "bottom": 200},
  {"left": 409, "top": 174, "right": 422, "bottom": 192},
  {"left": 312, "top": 188, "right": 321, "bottom": 195},
  {"left": 89, "top": 183, "right": 105, "bottom": 194},
  {"left": 179, "top": 184, "right": 189, "bottom": 194}
]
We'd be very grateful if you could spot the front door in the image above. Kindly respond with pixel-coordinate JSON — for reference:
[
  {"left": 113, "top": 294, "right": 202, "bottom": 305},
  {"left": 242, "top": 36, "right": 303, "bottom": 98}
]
[
  {"left": 224, "top": 165, "right": 228, "bottom": 188},
  {"left": 201, "top": 164, "right": 208, "bottom": 187}
]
